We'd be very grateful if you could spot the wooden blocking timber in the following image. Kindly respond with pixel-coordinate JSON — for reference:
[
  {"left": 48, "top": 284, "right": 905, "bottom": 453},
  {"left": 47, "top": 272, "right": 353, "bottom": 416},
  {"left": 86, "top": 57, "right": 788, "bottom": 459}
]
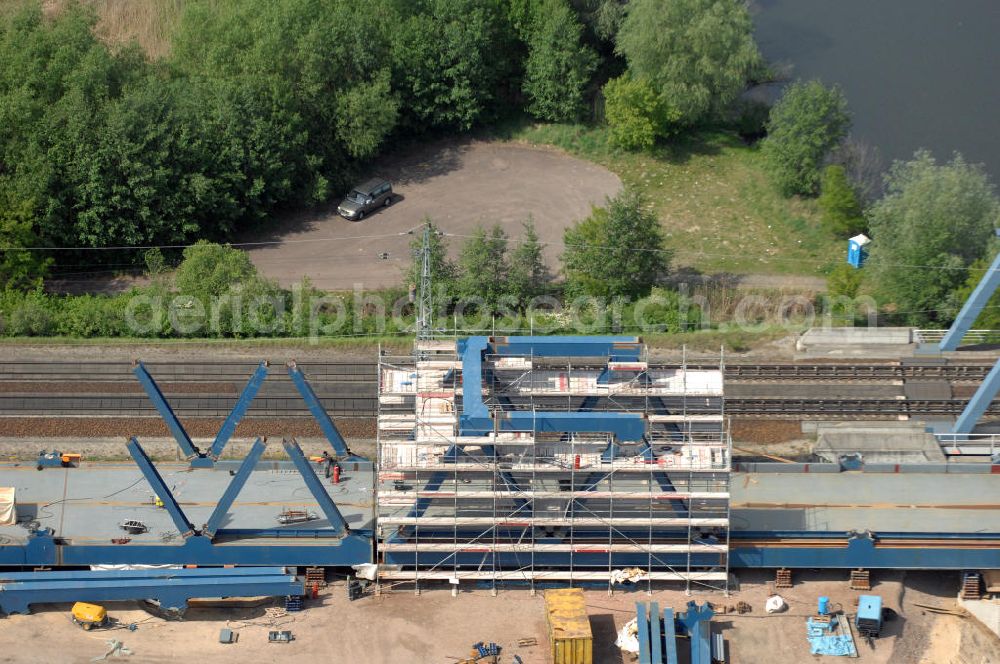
[
  {"left": 775, "top": 568, "right": 793, "bottom": 589},
  {"left": 849, "top": 569, "right": 871, "bottom": 591}
]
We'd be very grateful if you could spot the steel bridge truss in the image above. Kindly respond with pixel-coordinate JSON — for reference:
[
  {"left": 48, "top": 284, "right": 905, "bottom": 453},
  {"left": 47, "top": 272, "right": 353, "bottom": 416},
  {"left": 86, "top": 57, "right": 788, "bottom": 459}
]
[
  {"left": 133, "top": 359, "right": 358, "bottom": 465},
  {"left": 376, "top": 337, "right": 732, "bottom": 594}
]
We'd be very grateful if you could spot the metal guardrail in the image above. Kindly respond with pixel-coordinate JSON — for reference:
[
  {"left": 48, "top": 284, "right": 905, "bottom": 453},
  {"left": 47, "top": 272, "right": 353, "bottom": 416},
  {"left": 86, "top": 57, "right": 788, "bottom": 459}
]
[
  {"left": 934, "top": 433, "right": 1000, "bottom": 456},
  {"left": 914, "top": 329, "right": 1000, "bottom": 345}
]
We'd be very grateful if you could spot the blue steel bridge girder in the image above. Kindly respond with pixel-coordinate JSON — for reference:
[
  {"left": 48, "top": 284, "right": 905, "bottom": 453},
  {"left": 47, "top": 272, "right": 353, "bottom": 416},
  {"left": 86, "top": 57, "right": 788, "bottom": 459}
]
[
  {"left": 939, "top": 245, "right": 1000, "bottom": 352},
  {"left": 125, "top": 437, "right": 195, "bottom": 538},
  {"left": 282, "top": 438, "right": 349, "bottom": 536},
  {"left": 202, "top": 437, "right": 267, "bottom": 539},
  {"left": 133, "top": 361, "right": 199, "bottom": 461},
  {"left": 480, "top": 444, "right": 531, "bottom": 515},
  {"left": 953, "top": 357, "right": 1000, "bottom": 434},
  {"left": 134, "top": 360, "right": 269, "bottom": 467},
  {"left": 286, "top": 361, "right": 356, "bottom": 459},
  {"left": 207, "top": 361, "right": 268, "bottom": 462}
]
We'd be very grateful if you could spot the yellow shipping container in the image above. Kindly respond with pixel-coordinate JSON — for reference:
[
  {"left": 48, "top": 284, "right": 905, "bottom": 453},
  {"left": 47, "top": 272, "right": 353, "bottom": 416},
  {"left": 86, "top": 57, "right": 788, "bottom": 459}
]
[{"left": 544, "top": 588, "right": 593, "bottom": 664}]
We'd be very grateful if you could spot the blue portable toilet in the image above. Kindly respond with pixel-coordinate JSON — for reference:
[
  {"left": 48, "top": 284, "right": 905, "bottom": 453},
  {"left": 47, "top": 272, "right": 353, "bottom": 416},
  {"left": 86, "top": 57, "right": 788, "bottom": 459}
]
[{"left": 847, "top": 234, "right": 870, "bottom": 268}]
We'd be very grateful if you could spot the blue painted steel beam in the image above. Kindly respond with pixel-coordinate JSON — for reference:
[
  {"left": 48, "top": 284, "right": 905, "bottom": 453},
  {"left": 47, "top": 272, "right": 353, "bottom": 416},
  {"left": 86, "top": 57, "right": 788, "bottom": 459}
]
[
  {"left": 126, "top": 437, "right": 195, "bottom": 538},
  {"left": 208, "top": 361, "right": 268, "bottom": 461},
  {"left": 0, "top": 567, "right": 303, "bottom": 615},
  {"left": 459, "top": 336, "right": 646, "bottom": 440},
  {"left": 485, "top": 335, "right": 643, "bottom": 360},
  {"left": 286, "top": 361, "right": 354, "bottom": 458},
  {"left": 281, "top": 438, "right": 348, "bottom": 535},
  {"left": 650, "top": 601, "right": 663, "bottom": 664},
  {"left": 202, "top": 437, "right": 267, "bottom": 539},
  {"left": 0, "top": 530, "right": 373, "bottom": 567},
  {"left": 940, "top": 248, "right": 1000, "bottom": 351},
  {"left": 662, "top": 607, "right": 678, "bottom": 664},
  {"left": 653, "top": 472, "right": 688, "bottom": 514},
  {"left": 132, "top": 362, "right": 199, "bottom": 460},
  {"left": 408, "top": 472, "right": 448, "bottom": 518},
  {"left": 637, "top": 602, "right": 652, "bottom": 664},
  {"left": 954, "top": 357, "right": 1000, "bottom": 434},
  {"left": 677, "top": 602, "right": 713, "bottom": 664}
]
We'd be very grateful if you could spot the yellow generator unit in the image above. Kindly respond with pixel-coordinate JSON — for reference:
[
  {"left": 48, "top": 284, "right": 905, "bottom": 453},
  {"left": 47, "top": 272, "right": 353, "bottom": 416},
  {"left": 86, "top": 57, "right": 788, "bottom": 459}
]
[{"left": 71, "top": 602, "right": 108, "bottom": 630}]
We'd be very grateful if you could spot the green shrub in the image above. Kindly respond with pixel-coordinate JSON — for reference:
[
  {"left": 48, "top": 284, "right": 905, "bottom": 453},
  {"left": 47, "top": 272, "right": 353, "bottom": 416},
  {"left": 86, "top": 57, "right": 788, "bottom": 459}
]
[
  {"left": 6, "top": 292, "right": 53, "bottom": 336},
  {"left": 761, "top": 80, "right": 851, "bottom": 196},
  {"left": 603, "top": 75, "right": 672, "bottom": 150},
  {"left": 818, "top": 165, "right": 865, "bottom": 236}
]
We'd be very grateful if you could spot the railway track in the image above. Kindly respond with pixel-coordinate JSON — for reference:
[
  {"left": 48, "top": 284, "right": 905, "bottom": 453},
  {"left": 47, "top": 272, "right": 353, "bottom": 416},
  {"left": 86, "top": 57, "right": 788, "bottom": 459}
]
[
  {"left": 0, "top": 360, "right": 991, "bottom": 382},
  {"left": 0, "top": 394, "right": 993, "bottom": 418}
]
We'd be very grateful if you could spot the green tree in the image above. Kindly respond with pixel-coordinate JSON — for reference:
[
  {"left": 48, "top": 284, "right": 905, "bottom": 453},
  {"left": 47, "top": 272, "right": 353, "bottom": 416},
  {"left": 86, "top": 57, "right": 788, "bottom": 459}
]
[
  {"left": 867, "top": 151, "right": 1000, "bottom": 325},
  {"left": 334, "top": 70, "right": 399, "bottom": 160},
  {"left": 562, "top": 189, "right": 671, "bottom": 298},
  {"left": 948, "top": 254, "right": 1000, "bottom": 330},
  {"left": 174, "top": 241, "right": 263, "bottom": 299},
  {"left": 615, "top": 0, "right": 761, "bottom": 129},
  {"left": 457, "top": 224, "right": 511, "bottom": 310},
  {"left": 818, "top": 165, "right": 865, "bottom": 236},
  {"left": 392, "top": 0, "right": 513, "bottom": 130},
  {"left": 0, "top": 197, "right": 50, "bottom": 291},
  {"left": 522, "top": 0, "right": 597, "bottom": 122},
  {"left": 603, "top": 74, "right": 671, "bottom": 150},
  {"left": 761, "top": 80, "right": 851, "bottom": 196},
  {"left": 508, "top": 220, "right": 550, "bottom": 303},
  {"left": 826, "top": 262, "right": 863, "bottom": 299}
]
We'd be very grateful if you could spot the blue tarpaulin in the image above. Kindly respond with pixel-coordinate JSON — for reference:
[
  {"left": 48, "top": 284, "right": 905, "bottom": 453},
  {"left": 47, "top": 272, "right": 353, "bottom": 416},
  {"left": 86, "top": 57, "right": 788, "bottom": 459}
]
[{"left": 806, "top": 617, "right": 858, "bottom": 657}]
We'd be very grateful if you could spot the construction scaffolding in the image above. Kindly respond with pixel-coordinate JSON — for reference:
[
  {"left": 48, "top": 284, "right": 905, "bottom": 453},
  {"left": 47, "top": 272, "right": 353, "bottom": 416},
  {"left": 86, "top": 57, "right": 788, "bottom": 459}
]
[{"left": 376, "top": 337, "right": 731, "bottom": 594}]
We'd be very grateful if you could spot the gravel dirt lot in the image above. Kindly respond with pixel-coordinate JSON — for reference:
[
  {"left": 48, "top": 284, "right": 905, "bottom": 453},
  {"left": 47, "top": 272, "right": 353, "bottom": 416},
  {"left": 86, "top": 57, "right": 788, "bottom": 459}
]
[
  {"left": 0, "top": 570, "right": 994, "bottom": 663},
  {"left": 244, "top": 138, "right": 622, "bottom": 290}
]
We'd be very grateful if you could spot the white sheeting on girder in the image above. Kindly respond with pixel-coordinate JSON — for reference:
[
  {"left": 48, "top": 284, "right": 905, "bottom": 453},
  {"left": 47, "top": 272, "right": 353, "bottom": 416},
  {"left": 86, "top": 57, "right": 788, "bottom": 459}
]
[
  {"left": 90, "top": 564, "right": 182, "bottom": 571},
  {"left": 0, "top": 487, "right": 14, "bottom": 526}
]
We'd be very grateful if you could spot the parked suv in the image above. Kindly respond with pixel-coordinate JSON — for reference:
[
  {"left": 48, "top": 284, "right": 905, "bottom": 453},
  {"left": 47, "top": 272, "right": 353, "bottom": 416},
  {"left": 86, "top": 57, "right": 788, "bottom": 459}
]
[{"left": 337, "top": 178, "right": 393, "bottom": 220}]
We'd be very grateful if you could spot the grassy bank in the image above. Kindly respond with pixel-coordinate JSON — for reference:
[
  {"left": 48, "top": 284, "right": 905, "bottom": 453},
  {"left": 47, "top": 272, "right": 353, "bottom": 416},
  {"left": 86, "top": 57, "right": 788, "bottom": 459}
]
[
  {"left": 2, "top": 0, "right": 186, "bottom": 58},
  {"left": 0, "top": 327, "right": 794, "bottom": 354},
  {"left": 506, "top": 123, "right": 840, "bottom": 278}
]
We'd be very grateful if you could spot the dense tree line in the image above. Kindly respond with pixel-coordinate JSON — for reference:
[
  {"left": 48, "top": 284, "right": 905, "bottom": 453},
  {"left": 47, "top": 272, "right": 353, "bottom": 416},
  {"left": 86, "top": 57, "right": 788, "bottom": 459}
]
[{"left": 0, "top": 0, "right": 603, "bottom": 277}]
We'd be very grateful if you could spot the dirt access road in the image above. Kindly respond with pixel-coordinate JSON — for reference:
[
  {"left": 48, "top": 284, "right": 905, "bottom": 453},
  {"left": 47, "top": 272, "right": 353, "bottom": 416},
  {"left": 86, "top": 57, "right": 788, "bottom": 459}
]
[
  {"left": 246, "top": 138, "right": 621, "bottom": 290},
  {"left": 1, "top": 570, "right": 995, "bottom": 663}
]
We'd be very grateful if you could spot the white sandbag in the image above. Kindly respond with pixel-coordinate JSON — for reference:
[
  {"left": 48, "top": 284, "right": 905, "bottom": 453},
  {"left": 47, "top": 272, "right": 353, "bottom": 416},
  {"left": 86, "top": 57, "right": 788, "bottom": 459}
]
[
  {"left": 765, "top": 595, "right": 786, "bottom": 613},
  {"left": 615, "top": 617, "right": 639, "bottom": 654}
]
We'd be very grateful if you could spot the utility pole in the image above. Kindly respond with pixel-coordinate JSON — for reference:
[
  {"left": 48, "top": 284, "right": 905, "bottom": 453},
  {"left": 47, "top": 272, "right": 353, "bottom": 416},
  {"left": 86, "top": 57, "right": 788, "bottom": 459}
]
[{"left": 416, "top": 222, "right": 433, "bottom": 340}]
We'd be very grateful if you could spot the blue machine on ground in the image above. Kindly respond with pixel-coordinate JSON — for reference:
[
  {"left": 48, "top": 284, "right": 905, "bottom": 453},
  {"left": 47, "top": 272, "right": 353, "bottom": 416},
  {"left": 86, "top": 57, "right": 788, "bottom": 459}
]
[{"left": 855, "top": 595, "right": 883, "bottom": 638}]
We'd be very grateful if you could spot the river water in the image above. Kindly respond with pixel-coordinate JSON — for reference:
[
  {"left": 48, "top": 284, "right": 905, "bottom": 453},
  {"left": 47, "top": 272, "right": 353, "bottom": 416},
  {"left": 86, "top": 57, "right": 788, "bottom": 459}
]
[{"left": 753, "top": 0, "right": 1000, "bottom": 180}]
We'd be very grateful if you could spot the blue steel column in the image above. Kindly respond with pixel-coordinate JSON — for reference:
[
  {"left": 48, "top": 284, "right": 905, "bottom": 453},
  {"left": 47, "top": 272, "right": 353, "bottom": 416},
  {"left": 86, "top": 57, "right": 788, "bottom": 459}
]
[
  {"left": 132, "top": 362, "right": 200, "bottom": 460},
  {"left": 281, "top": 438, "right": 348, "bottom": 535},
  {"left": 286, "top": 361, "right": 353, "bottom": 458},
  {"left": 126, "top": 437, "right": 195, "bottom": 538},
  {"left": 207, "top": 362, "right": 268, "bottom": 461},
  {"left": 662, "top": 607, "right": 678, "bottom": 664},
  {"left": 940, "top": 248, "right": 1000, "bottom": 351},
  {"left": 637, "top": 602, "right": 652, "bottom": 664},
  {"left": 650, "top": 600, "right": 663, "bottom": 664},
  {"left": 202, "top": 438, "right": 267, "bottom": 539},
  {"left": 954, "top": 357, "right": 1000, "bottom": 434}
]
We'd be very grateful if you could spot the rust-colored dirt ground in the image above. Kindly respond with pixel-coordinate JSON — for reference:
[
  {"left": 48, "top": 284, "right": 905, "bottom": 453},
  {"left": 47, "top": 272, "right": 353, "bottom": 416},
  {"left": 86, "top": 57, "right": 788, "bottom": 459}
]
[{"left": 245, "top": 138, "right": 622, "bottom": 290}]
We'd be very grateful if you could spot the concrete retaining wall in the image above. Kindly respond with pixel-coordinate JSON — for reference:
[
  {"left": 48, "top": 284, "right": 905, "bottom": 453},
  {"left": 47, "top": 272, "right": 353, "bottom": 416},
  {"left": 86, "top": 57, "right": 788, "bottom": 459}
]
[{"left": 796, "top": 326, "right": 913, "bottom": 350}]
